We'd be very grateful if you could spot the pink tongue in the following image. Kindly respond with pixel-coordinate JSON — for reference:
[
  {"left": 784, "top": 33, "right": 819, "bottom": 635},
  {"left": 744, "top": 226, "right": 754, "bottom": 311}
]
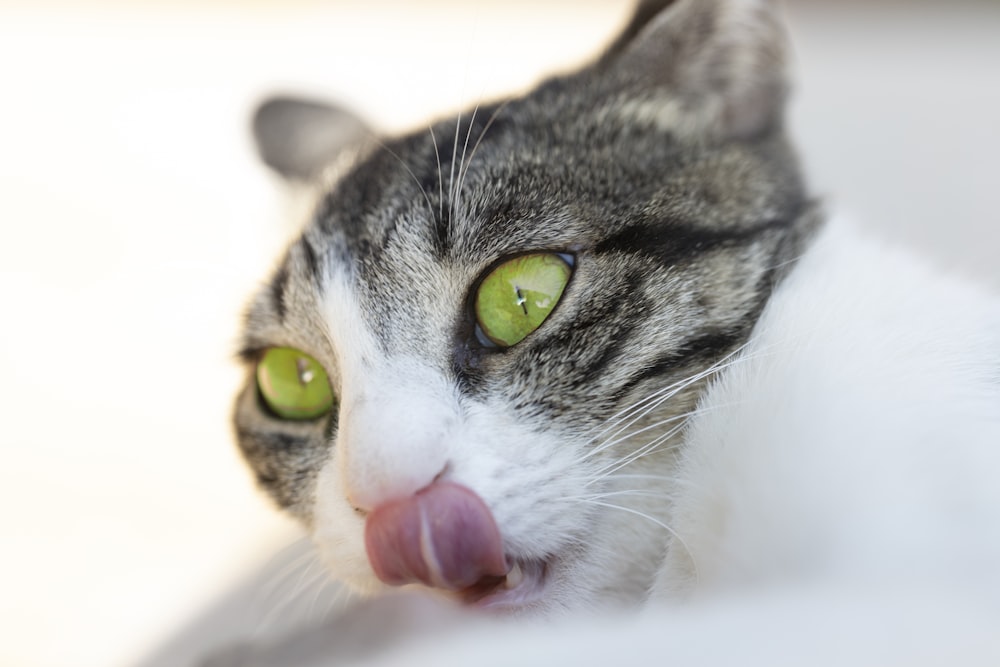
[{"left": 364, "top": 481, "right": 508, "bottom": 591}]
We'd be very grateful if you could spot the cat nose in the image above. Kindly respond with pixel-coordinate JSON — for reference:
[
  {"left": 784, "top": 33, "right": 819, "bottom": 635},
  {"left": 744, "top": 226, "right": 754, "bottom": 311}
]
[{"left": 339, "top": 388, "right": 455, "bottom": 512}]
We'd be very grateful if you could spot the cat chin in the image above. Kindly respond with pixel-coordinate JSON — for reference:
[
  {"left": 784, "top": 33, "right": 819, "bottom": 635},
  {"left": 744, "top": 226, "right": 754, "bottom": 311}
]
[
  {"left": 315, "top": 518, "right": 618, "bottom": 615},
  {"left": 324, "top": 557, "right": 551, "bottom": 614}
]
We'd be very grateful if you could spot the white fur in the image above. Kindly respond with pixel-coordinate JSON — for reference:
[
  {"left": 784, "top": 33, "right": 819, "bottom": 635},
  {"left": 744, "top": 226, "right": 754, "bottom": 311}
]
[
  {"left": 309, "top": 245, "right": 673, "bottom": 608},
  {"left": 296, "top": 216, "right": 1000, "bottom": 665},
  {"left": 310, "top": 264, "right": 639, "bottom": 604},
  {"left": 351, "top": 586, "right": 1000, "bottom": 667},
  {"left": 658, "top": 216, "right": 1000, "bottom": 597}
]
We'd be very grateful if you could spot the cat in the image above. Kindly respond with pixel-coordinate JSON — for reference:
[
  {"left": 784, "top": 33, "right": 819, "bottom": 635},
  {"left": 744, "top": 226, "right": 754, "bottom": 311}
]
[{"left": 229, "top": 0, "right": 1000, "bottom": 663}]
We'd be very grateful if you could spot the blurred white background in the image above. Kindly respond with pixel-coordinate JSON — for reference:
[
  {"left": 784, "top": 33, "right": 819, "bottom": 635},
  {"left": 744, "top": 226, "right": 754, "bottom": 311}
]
[{"left": 1, "top": 1, "right": 998, "bottom": 666}]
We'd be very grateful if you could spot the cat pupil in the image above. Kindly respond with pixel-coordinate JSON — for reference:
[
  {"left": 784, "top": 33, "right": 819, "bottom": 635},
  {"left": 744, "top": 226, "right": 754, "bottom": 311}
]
[{"left": 514, "top": 287, "right": 528, "bottom": 314}]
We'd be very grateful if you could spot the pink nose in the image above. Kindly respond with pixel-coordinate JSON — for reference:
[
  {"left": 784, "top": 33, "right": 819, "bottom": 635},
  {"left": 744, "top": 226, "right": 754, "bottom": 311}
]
[{"left": 364, "top": 481, "right": 509, "bottom": 591}]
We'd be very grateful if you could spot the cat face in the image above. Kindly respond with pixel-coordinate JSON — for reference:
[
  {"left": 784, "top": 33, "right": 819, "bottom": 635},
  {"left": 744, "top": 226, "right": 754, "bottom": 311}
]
[{"left": 234, "top": 0, "right": 817, "bottom": 614}]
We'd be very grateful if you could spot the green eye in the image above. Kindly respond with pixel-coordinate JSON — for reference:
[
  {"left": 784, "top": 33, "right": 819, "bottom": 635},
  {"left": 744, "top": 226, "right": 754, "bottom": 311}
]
[
  {"left": 256, "top": 347, "right": 334, "bottom": 420},
  {"left": 474, "top": 253, "right": 573, "bottom": 348}
]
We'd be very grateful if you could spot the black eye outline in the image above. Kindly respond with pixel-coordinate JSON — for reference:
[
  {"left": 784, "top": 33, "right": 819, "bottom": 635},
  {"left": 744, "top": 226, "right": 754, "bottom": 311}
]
[{"left": 467, "top": 251, "right": 576, "bottom": 351}]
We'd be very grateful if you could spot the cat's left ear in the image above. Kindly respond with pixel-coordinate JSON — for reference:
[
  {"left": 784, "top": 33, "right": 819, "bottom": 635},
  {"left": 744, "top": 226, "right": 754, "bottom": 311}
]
[
  {"left": 595, "top": 0, "right": 789, "bottom": 141},
  {"left": 251, "top": 95, "right": 369, "bottom": 181}
]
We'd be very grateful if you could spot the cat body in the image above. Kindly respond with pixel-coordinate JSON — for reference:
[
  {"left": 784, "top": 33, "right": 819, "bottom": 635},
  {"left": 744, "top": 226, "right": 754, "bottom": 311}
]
[
  {"left": 231, "top": 0, "right": 1000, "bottom": 662},
  {"left": 657, "top": 216, "right": 1000, "bottom": 597}
]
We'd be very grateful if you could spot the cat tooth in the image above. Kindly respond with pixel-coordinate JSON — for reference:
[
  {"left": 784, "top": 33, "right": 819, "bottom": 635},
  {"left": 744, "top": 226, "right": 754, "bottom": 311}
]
[{"left": 504, "top": 563, "right": 524, "bottom": 589}]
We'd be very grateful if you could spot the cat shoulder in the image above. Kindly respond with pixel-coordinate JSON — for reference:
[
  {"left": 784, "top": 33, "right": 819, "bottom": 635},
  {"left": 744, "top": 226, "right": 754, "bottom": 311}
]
[{"left": 654, "top": 215, "right": 1000, "bottom": 596}]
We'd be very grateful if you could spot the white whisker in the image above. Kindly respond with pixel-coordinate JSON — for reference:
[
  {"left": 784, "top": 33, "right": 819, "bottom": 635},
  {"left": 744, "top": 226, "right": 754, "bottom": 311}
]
[
  {"left": 306, "top": 570, "right": 337, "bottom": 620},
  {"left": 448, "top": 112, "right": 461, "bottom": 224},
  {"left": 251, "top": 539, "right": 320, "bottom": 606},
  {"left": 584, "top": 342, "right": 752, "bottom": 445},
  {"left": 453, "top": 102, "right": 480, "bottom": 223},
  {"left": 577, "top": 498, "right": 698, "bottom": 582},
  {"left": 593, "top": 472, "right": 682, "bottom": 483},
  {"left": 428, "top": 124, "right": 444, "bottom": 222},
  {"left": 569, "top": 488, "right": 676, "bottom": 502},
  {"left": 581, "top": 411, "right": 691, "bottom": 463},
  {"left": 253, "top": 557, "right": 329, "bottom": 639},
  {"left": 322, "top": 583, "right": 356, "bottom": 622},
  {"left": 455, "top": 100, "right": 511, "bottom": 207},
  {"left": 587, "top": 422, "right": 687, "bottom": 482}
]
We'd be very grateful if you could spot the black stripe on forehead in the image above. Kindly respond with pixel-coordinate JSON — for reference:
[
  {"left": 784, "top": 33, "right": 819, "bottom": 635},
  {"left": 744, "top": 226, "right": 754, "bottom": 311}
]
[
  {"left": 267, "top": 235, "right": 327, "bottom": 324},
  {"left": 311, "top": 155, "right": 429, "bottom": 268},
  {"left": 388, "top": 105, "right": 514, "bottom": 259},
  {"left": 269, "top": 264, "right": 289, "bottom": 322},
  {"left": 300, "top": 234, "right": 323, "bottom": 285},
  {"left": 431, "top": 204, "right": 452, "bottom": 259},
  {"left": 595, "top": 216, "right": 794, "bottom": 264},
  {"left": 312, "top": 147, "right": 407, "bottom": 243},
  {"left": 309, "top": 104, "right": 517, "bottom": 264}
]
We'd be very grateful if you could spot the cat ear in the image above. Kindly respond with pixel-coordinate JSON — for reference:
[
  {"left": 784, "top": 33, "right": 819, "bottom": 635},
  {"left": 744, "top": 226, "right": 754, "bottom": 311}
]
[
  {"left": 251, "top": 95, "right": 368, "bottom": 181},
  {"left": 596, "top": 0, "right": 788, "bottom": 140}
]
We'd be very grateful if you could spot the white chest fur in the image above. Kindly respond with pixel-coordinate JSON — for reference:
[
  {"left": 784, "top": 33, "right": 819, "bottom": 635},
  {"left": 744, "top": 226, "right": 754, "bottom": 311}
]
[{"left": 657, "top": 216, "right": 1000, "bottom": 599}]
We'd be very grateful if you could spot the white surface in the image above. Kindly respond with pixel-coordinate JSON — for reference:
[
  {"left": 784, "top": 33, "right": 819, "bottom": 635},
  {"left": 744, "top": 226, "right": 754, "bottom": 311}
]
[{"left": 0, "top": 2, "right": 998, "bottom": 667}]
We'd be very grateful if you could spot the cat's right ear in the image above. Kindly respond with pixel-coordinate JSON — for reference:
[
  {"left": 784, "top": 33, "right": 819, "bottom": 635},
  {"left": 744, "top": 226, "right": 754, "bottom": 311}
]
[
  {"left": 596, "top": 0, "right": 788, "bottom": 141},
  {"left": 251, "top": 95, "right": 368, "bottom": 182}
]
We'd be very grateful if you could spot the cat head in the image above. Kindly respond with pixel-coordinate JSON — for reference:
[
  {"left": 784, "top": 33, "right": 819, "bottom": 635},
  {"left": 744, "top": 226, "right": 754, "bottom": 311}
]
[{"left": 234, "top": 0, "right": 818, "bottom": 614}]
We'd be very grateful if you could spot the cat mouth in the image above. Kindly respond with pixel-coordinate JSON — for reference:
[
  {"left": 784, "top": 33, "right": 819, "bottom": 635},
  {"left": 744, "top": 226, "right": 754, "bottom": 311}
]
[
  {"left": 364, "top": 482, "right": 551, "bottom": 610},
  {"left": 455, "top": 559, "right": 549, "bottom": 609}
]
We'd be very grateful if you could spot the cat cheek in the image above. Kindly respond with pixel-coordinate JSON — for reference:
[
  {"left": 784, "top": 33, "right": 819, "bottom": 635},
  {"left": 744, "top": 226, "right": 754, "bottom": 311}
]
[{"left": 311, "top": 452, "right": 382, "bottom": 589}]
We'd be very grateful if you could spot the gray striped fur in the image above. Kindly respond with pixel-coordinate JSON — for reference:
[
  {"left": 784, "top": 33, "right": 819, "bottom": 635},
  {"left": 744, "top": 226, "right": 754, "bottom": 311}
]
[{"left": 233, "top": 0, "right": 819, "bottom": 594}]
